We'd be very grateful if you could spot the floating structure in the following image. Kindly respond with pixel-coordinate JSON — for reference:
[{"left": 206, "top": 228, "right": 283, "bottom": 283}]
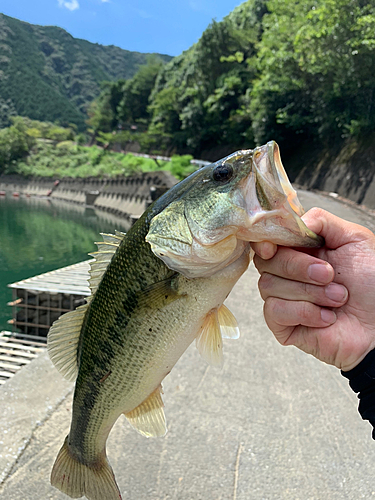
[
  {"left": 0, "top": 331, "right": 45, "bottom": 385},
  {"left": 8, "top": 260, "right": 91, "bottom": 338}
]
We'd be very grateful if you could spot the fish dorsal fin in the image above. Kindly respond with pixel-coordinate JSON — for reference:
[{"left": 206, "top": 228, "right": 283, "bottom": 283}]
[
  {"left": 88, "top": 231, "right": 125, "bottom": 295},
  {"left": 47, "top": 304, "right": 88, "bottom": 382},
  {"left": 218, "top": 304, "right": 240, "bottom": 339},
  {"left": 196, "top": 309, "right": 223, "bottom": 368},
  {"left": 48, "top": 230, "right": 126, "bottom": 381},
  {"left": 124, "top": 385, "right": 167, "bottom": 438}
]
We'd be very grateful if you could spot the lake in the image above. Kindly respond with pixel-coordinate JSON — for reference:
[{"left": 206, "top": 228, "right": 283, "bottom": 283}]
[{"left": 0, "top": 195, "right": 131, "bottom": 331}]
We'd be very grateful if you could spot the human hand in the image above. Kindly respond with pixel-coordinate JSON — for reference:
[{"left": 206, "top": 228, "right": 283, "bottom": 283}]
[{"left": 252, "top": 208, "right": 375, "bottom": 371}]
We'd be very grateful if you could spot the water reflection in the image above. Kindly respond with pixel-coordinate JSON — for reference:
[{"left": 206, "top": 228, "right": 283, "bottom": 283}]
[{"left": 0, "top": 195, "right": 131, "bottom": 330}]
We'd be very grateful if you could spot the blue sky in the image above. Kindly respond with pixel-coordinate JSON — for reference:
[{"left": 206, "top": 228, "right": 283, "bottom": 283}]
[{"left": 0, "top": 0, "right": 244, "bottom": 56}]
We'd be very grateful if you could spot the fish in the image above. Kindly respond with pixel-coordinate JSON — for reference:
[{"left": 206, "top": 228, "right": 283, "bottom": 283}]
[{"left": 47, "top": 141, "right": 323, "bottom": 500}]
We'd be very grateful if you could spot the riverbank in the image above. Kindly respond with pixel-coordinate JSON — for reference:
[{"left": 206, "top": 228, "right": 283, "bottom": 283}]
[{"left": 0, "top": 171, "right": 178, "bottom": 219}]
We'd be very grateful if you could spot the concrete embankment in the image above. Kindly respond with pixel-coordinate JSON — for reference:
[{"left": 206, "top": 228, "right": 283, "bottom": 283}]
[
  {"left": 0, "top": 171, "right": 178, "bottom": 218},
  {"left": 291, "top": 135, "right": 375, "bottom": 210}
]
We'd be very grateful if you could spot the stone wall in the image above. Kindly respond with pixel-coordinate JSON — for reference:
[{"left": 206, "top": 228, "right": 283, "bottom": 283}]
[{"left": 0, "top": 171, "right": 178, "bottom": 217}]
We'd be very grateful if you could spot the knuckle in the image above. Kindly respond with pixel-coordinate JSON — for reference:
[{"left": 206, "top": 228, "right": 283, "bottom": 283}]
[
  {"left": 258, "top": 272, "right": 273, "bottom": 295},
  {"left": 253, "top": 254, "right": 265, "bottom": 273},
  {"left": 307, "top": 207, "right": 325, "bottom": 218},
  {"left": 300, "top": 281, "right": 310, "bottom": 297},
  {"left": 299, "top": 301, "right": 313, "bottom": 322},
  {"left": 280, "top": 252, "right": 298, "bottom": 278},
  {"left": 264, "top": 296, "right": 280, "bottom": 319}
]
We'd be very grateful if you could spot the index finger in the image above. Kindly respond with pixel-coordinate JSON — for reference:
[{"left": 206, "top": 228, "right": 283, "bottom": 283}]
[{"left": 253, "top": 246, "right": 335, "bottom": 285}]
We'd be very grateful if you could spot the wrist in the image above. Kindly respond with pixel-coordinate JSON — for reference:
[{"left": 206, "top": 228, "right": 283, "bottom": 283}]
[
  {"left": 341, "top": 349, "right": 375, "bottom": 390},
  {"left": 341, "top": 344, "right": 375, "bottom": 373}
]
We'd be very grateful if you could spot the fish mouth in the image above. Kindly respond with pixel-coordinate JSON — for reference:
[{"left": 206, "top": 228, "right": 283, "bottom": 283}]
[
  {"left": 238, "top": 141, "right": 324, "bottom": 248},
  {"left": 268, "top": 141, "right": 306, "bottom": 217}
]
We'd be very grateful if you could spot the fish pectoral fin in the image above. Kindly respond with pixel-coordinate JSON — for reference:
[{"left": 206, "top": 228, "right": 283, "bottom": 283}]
[
  {"left": 124, "top": 385, "right": 167, "bottom": 438},
  {"left": 218, "top": 304, "right": 240, "bottom": 340},
  {"left": 137, "top": 273, "right": 185, "bottom": 309},
  {"left": 196, "top": 309, "right": 223, "bottom": 368},
  {"left": 47, "top": 303, "right": 88, "bottom": 382}
]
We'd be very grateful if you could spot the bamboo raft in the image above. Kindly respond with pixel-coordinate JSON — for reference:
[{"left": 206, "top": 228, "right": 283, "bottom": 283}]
[{"left": 0, "top": 331, "right": 46, "bottom": 385}]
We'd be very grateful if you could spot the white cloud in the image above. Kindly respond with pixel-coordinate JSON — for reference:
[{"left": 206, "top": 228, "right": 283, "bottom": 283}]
[
  {"left": 132, "top": 7, "right": 152, "bottom": 19},
  {"left": 58, "top": 0, "right": 80, "bottom": 11},
  {"left": 100, "top": 0, "right": 110, "bottom": 2}
]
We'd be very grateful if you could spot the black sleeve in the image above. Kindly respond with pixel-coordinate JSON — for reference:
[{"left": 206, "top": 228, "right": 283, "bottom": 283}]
[{"left": 341, "top": 348, "right": 375, "bottom": 439}]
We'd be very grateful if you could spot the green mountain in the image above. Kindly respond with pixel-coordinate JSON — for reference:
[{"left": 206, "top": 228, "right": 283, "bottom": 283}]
[{"left": 0, "top": 14, "right": 172, "bottom": 130}]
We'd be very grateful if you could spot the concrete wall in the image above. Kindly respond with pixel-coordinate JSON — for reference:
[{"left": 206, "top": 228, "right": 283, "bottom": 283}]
[
  {"left": 289, "top": 136, "right": 375, "bottom": 209},
  {"left": 0, "top": 176, "right": 54, "bottom": 197},
  {"left": 0, "top": 171, "right": 178, "bottom": 217}
]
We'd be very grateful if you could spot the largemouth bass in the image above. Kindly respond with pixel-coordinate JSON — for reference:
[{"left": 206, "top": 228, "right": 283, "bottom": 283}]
[{"left": 48, "top": 141, "right": 323, "bottom": 500}]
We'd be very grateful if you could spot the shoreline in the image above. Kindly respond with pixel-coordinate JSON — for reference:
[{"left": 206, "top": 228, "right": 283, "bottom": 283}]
[{"left": 0, "top": 171, "right": 178, "bottom": 219}]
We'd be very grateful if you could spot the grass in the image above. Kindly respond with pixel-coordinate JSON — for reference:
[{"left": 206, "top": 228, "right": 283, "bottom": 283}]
[{"left": 14, "top": 140, "right": 196, "bottom": 180}]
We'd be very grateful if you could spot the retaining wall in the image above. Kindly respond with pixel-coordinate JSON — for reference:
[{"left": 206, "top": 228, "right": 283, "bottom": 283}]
[
  {"left": 0, "top": 171, "right": 178, "bottom": 217},
  {"left": 291, "top": 136, "right": 375, "bottom": 209}
]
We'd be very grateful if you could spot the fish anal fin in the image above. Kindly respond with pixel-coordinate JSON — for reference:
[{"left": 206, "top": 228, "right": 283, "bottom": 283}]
[
  {"left": 51, "top": 436, "right": 121, "bottom": 500},
  {"left": 218, "top": 304, "right": 240, "bottom": 340},
  {"left": 196, "top": 309, "right": 223, "bottom": 368},
  {"left": 47, "top": 304, "right": 88, "bottom": 381},
  {"left": 125, "top": 385, "right": 167, "bottom": 438}
]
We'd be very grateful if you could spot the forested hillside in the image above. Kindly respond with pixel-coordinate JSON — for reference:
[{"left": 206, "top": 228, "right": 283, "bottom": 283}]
[
  {"left": 0, "top": 14, "right": 171, "bottom": 130},
  {"left": 89, "top": 0, "right": 375, "bottom": 160},
  {"left": 1, "top": 0, "right": 374, "bottom": 186}
]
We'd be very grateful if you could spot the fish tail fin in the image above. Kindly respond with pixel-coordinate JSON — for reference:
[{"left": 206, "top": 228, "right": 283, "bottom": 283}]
[{"left": 51, "top": 436, "right": 122, "bottom": 500}]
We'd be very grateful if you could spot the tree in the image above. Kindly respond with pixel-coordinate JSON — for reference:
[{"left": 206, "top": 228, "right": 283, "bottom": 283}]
[
  {"left": 148, "top": 0, "right": 267, "bottom": 154},
  {"left": 0, "top": 121, "right": 35, "bottom": 173},
  {"left": 87, "top": 80, "right": 125, "bottom": 133},
  {"left": 117, "top": 56, "right": 164, "bottom": 130},
  {"left": 250, "top": 0, "right": 375, "bottom": 146}
]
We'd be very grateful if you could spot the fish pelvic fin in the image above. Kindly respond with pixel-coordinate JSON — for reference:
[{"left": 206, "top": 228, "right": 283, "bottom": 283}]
[
  {"left": 195, "top": 305, "right": 240, "bottom": 367},
  {"left": 125, "top": 385, "right": 167, "bottom": 438},
  {"left": 51, "top": 436, "right": 122, "bottom": 500},
  {"left": 47, "top": 304, "right": 88, "bottom": 382},
  {"left": 196, "top": 309, "right": 224, "bottom": 368},
  {"left": 218, "top": 304, "right": 240, "bottom": 339},
  {"left": 89, "top": 231, "right": 126, "bottom": 295}
]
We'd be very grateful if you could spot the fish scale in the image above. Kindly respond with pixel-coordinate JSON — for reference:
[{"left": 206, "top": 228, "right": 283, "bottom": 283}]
[{"left": 47, "top": 141, "right": 324, "bottom": 500}]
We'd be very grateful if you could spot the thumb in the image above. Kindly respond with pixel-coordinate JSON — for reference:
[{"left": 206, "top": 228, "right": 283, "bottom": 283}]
[
  {"left": 251, "top": 241, "right": 278, "bottom": 260},
  {"left": 302, "top": 208, "right": 374, "bottom": 250}
]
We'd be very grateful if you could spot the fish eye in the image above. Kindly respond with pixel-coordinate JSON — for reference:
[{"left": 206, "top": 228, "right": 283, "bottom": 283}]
[{"left": 212, "top": 163, "right": 234, "bottom": 183}]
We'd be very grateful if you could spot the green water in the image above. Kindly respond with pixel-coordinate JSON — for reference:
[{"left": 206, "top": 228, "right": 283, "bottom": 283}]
[{"left": 0, "top": 196, "right": 130, "bottom": 331}]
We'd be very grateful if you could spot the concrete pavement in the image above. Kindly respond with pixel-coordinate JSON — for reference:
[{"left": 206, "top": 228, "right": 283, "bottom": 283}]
[{"left": 1, "top": 190, "right": 375, "bottom": 500}]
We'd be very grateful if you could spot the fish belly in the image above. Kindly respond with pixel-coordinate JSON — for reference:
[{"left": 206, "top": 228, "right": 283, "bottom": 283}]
[{"left": 69, "top": 246, "right": 250, "bottom": 463}]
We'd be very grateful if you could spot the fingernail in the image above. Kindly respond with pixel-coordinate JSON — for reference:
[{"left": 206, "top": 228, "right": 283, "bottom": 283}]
[
  {"left": 259, "top": 242, "right": 277, "bottom": 260},
  {"left": 325, "top": 283, "right": 348, "bottom": 303},
  {"left": 321, "top": 308, "right": 336, "bottom": 324},
  {"left": 308, "top": 263, "right": 332, "bottom": 283}
]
